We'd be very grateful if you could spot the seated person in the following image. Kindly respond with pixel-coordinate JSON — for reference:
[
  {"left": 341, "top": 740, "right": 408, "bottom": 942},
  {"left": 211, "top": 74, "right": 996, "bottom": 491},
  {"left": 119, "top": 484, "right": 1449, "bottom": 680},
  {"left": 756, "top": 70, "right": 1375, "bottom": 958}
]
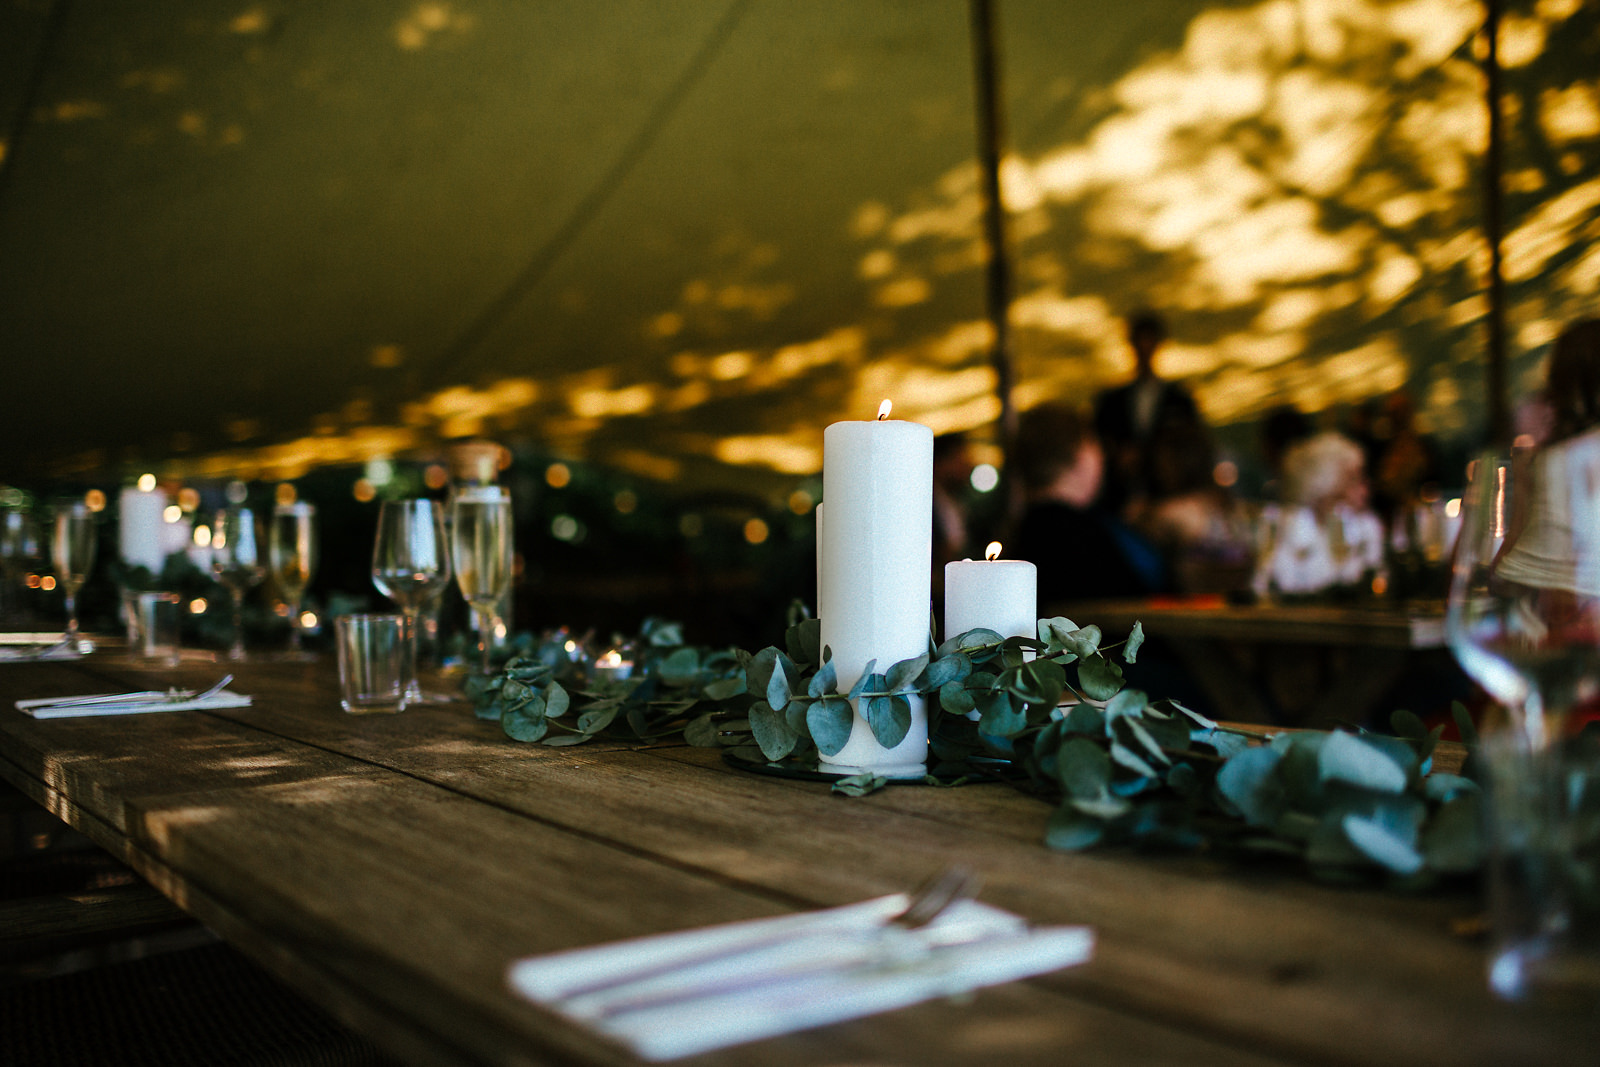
[
  {"left": 1263, "top": 431, "right": 1383, "bottom": 595},
  {"left": 1011, "top": 404, "right": 1168, "bottom": 605},
  {"left": 1128, "top": 418, "right": 1252, "bottom": 594}
]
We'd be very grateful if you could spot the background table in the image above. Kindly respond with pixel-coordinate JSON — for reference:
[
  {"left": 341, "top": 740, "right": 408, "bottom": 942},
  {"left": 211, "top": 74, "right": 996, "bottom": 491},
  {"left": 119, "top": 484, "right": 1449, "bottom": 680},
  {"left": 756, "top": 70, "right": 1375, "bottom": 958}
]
[
  {"left": 1066, "top": 598, "right": 1455, "bottom": 727},
  {"left": 0, "top": 652, "right": 1591, "bottom": 1066}
]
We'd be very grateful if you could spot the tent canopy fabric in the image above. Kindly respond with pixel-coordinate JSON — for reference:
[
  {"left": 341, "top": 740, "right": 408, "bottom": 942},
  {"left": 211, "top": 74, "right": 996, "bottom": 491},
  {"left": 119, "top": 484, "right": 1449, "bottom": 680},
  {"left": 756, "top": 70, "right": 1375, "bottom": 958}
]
[{"left": 2, "top": 0, "right": 1597, "bottom": 498}]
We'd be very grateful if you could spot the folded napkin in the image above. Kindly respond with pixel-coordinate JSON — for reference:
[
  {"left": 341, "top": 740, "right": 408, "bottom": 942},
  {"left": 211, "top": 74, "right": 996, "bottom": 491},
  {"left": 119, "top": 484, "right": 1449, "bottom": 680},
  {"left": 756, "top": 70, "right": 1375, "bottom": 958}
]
[
  {"left": 0, "top": 633, "right": 93, "bottom": 662},
  {"left": 16, "top": 686, "right": 251, "bottom": 719},
  {"left": 509, "top": 893, "right": 1094, "bottom": 1061}
]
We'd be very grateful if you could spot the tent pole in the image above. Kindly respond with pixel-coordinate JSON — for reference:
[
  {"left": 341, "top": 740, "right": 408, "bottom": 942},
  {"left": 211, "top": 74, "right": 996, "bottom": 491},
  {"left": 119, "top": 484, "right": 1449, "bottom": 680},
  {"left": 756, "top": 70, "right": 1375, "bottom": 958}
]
[
  {"left": 1482, "top": 0, "right": 1510, "bottom": 447},
  {"left": 968, "top": 0, "right": 1018, "bottom": 465}
]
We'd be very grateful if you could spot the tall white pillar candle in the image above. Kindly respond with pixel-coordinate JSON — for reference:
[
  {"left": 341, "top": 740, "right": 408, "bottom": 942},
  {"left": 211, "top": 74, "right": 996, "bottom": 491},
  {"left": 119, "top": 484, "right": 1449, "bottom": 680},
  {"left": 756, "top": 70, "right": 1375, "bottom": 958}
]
[
  {"left": 819, "top": 406, "right": 933, "bottom": 776},
  {"left": 814, "top": 502, "right": 826, "bottom": 621},
  {"left": 119, "top": 484, "right": 169, "bottom": 574},
  {"left": 944, "top": 543, "right": 1037, "bottom": 644}
]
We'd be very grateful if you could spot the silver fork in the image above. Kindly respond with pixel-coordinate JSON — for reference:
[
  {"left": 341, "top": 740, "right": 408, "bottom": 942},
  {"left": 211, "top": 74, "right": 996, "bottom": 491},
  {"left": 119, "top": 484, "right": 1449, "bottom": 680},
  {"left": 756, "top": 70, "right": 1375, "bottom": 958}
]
[{"left": 557, "top": 866, "right": 982, "bottom": 1018}]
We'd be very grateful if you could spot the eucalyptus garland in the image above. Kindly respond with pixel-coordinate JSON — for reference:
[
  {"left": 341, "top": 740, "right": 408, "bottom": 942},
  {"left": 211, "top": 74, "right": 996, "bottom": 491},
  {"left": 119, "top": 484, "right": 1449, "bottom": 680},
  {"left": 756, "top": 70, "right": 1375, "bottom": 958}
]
[{"left": 469, "top": 612, "right": 1485, "bottom": 885}]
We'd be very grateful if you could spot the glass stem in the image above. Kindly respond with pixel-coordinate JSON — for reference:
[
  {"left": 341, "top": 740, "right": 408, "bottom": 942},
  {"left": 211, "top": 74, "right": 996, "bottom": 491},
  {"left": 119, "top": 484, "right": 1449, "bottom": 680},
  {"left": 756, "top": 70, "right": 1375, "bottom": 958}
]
[
  {"left": 286, "top": 595, "right": 303, "bottom": 653},
  {"left": 230, "top": 588, "right": 246, "bottom": 660},
  {"left": 64, "top": 589, "right": 78, "bottom": 637},
  {"left": 477, "top": 607, "right": 495, "bottom": 677},
  {"left": 402, "top": 606, "right": 420, "bottom": 695}
]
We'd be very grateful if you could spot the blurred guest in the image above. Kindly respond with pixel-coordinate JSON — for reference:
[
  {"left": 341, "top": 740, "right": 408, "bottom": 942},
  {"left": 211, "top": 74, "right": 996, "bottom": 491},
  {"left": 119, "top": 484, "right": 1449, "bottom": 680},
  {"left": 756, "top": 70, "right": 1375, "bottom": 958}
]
[
  {"left": 1093, "top": 311, "right": 1204, "bottom": 515},
  {"left": 1012, "top": 404, "right": 1167, "bottom": 605},
  {"left": 1259, "top": 405, "right": 1313, "bottom": 500},
  {"left": 1365, "top": 391, "right": 1442, "bottom": 522},
  {"left": 1130, "top": 418, "right": 1252, "bottom": 594},
  {"left": 1263, "top": 431, "right": 1383, "bottom": 594}
]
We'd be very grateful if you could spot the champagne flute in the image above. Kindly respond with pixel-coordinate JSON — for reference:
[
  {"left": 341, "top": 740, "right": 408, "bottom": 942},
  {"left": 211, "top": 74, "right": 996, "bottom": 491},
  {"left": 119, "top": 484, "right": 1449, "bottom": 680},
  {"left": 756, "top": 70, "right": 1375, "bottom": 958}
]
[
  {"left": 450, "top": 487, "right": 512, "bottom": 678},
  {"left": 269, "top": 502, "right": 318, "bottom": 661},
  {"left": 372, "top": 499, "right": 451, "bottom": 700},
  {"left": 51, "top": 503, "right": 97, "bottom": 639},
  {"left": 212, "top": 507, "right": 264, "bottom": 661}
]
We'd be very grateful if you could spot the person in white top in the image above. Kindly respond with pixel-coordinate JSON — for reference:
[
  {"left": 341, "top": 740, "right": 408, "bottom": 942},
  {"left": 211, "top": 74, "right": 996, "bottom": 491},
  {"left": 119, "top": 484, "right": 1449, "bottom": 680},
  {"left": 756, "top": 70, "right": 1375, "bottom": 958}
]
[{"left": 1262, "top": 431, "right": 1384, "bottom": 595}]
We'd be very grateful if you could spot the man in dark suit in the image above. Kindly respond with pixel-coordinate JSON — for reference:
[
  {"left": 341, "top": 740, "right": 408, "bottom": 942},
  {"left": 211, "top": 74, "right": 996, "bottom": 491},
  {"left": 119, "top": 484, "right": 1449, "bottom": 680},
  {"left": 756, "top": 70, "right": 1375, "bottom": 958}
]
[{"left": 1092, "top": 311, "right": 1201, "bottom": 514}]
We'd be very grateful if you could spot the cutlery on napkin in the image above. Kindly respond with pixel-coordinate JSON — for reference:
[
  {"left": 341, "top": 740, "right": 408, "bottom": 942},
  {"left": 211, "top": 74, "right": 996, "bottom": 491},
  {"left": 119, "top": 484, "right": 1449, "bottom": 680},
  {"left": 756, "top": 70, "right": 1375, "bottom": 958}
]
[
  {"left": 508, "top": 893, "right": 1094, "bottom": 1061},
  {"left": 0, "top": 633, "right": 94, "bottom": 661},
  {"left": 15, "top": 676, "right": 250, "bottom": 718}
]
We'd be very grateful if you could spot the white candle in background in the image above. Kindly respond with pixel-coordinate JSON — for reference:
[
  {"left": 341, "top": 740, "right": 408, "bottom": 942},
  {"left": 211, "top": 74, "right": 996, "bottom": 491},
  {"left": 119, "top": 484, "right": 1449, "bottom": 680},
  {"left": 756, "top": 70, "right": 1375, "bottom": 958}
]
[
  {"left": 818, "top": 401, "right": 933, "bottom": 776},
  {"left": 119, "top": 479, "right": 169, "bottom": 573},
  {"left": 944, "top": 542, "right": 1037, "bottom": 644}
]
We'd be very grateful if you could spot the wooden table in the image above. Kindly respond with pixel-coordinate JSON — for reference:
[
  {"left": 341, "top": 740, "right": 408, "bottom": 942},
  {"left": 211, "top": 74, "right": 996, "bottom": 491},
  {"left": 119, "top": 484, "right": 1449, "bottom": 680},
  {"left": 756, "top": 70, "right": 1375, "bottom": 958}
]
[
  {"left": 0, "top": 652, "right": 1592, "bottom": 1067},
  {"left": 1065, "top": 599, "right": 1454, "bottom": 727}
]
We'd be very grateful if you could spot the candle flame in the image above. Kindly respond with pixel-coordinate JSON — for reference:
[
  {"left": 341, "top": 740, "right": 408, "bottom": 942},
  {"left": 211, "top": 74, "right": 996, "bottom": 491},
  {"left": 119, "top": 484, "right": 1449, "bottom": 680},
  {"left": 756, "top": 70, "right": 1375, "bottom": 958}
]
[
  {"left": 876, "top": 399, "right": 892, "bottom": 421},
  {"left": 596, "top": 649, "right": 627, "bottom": 668},
  {"left": 986, "top": 541, "right": 1002, "bottom": 561}
]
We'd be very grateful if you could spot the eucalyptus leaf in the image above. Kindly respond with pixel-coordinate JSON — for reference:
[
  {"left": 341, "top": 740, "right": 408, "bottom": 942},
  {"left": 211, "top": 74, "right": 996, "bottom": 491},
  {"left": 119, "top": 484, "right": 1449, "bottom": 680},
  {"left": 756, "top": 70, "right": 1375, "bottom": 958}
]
[
  {"left": 1039, "top": 616, "right": 1079, "bottom": 648},
  {"left": 1061, "top": 703, "right": 1106, "bottom": 736},
  {"left": 847, "top": 661, "right": 878, "bottom": 701},
  {"left": 545, "top": 682, "right": 570, "bottom": 719},
  {"left": 940, "top": 680, "right": 977, "bottom": 716},
  {"left": 1056, "top": 736, "right": 1112, "bottom": 799},
  {"left": 576, "top": 704, "right": 620, "bottom": 734},
  {"left": 501, "top": 711, "right": 548, "bottom": 743},
  {"left": 865, "top": 694, "right": 913, "bottom": 749},
  {"left": 1110, "top": 740, "right": 1159, "bottom": 779},
  {"left": 658, "top": 647, "right": 701, "bottom": 686},
  {"left": 746, "top": 647, "right": 782, "bottom": 701},
  {"left": 1065, "top": 625, "right": 1103, "bottom": 661},
  {"left": 1045, "top": 807, "right": 1103, "bottom": 850},
  {"left": 1070, "top": 794, "right": 1133, "bottom": 818},
  {"left": 1104, "top": 688, "right": 1148, "bottom": 721},
  {"left": 1076, "top": 653, "right": 1125, "bottom": 701},
  {"left": 766, "top": 657, "right": 791, "bottom": 713},
  {"left": 1422, "top": 773, "right": 1479, "bottom": 802},
  {"left": 1342, "top": 812, "right": 1424, "bottom": 875},
  {"left": 807, "top": 658, "right": 838, "bottom": 699},
  {"left": 1117, "top": 715, "right": 1172, "bottom": 767},
  {"left": 1318, "top": 731, "right": 1408, "bottom": 794},
  {"left": 1390, "top": 708, "right": 1428, "bottom": 741},
  {"left": 1166, "top": 699, "right": 1217, "bottom": 730},
  {"left": 886, "top": 654, "right": 929, "bottom": 693},
  {"left": 1215, "top": 745, "right": 1285, "bottom": 827},
  {"left": 1123, "top": 620, "right": 1145, "bottom": 664},
  {"left": 923, "top": 653, "right": 970, "bottom": 690},
  {"left": 702, "top": 676, "right": 747, "bottom": 701},
  {"left": 542, "top": 734, "right": 591, "bottom": 747},
  {"left": 750, "top": 700, "right": 800, "bottom": 761},
  {"left": 684, "top": 712, "right": 723, "bottom": 748},
  {"left": 977, "top": 689, "right": 1027, "bottom": 739},
  {"left": 831, "top": 772, "right": 888, "bottom": 797},
  {"left": 784, "top": 699, "right": 810, "bottom": 734},
  {"left": 808, "top": 697, "right": 855, "bottom": 757}
]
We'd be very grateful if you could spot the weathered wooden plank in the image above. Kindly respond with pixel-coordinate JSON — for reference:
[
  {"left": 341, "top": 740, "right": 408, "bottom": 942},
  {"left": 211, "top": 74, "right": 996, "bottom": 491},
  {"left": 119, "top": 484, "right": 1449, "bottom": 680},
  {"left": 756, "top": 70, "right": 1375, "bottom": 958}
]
[
  {"left": 172, "top": 674, "right": 1591, "bottom": 1067},
  {"left": 0, "top": 660, "right": 1307, "bottom": 1067}
]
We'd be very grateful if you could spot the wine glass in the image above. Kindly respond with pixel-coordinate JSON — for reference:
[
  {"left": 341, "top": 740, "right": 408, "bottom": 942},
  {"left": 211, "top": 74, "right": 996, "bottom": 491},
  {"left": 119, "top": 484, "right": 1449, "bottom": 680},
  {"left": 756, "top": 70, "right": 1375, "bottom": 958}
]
[
  {"left": 211, "top": 507, "right": 265, "bottom": 661},
  {"left": 269, "top": 502, "right": 318, "bottom": 661},
  {"left": 51, "top": 503, "right": 97, "bottom": 639},
  {"left": 1447, "top": 442, "right": 1600, "bottom": 1000},
  {"left": 372, "top": 499, "right": 451, "bottom": 700},
  {"left": 1, "top": 507, "right": 41, "bottom": 619},
  {"left": 450, "top": 486, "right": 512, "bottom": 678}
]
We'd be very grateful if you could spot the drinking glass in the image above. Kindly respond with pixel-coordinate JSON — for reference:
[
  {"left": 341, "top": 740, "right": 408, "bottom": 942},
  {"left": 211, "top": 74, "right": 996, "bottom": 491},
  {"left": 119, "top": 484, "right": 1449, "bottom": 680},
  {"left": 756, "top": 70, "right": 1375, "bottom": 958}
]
[
  {"left": 372, "top": 499, "right": 451, "bottom": 700},
  {"left": 51, "top": 504, "right": 97, "bottom": 638},
  {"left": 211, "top": 506, "right": 264, "bottom": 661},
  {"left": 0, "top": 507, "right": 41, "bottom": 618},
  {"left": 450, "top": 486, "right": 512, "bottom": 677},
  {"left": 269, "top": 502, "right": 318, "bottom": 661},
  {"left": 1447, "top": 441, "right": 1600, "bottom": 999}
]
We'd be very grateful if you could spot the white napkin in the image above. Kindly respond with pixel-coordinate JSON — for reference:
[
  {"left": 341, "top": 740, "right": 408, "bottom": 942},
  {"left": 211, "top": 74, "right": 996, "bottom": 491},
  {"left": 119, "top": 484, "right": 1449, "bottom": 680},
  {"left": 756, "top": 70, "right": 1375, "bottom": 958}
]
[
  {"left": 509, "top": 894, "right": 1094, "bottom": 1061},
  {"left": 0, "top": 634, "right": 93, "bottom": 662},
  {"left": 15, "top": 687, "right": 251, "bottom": 718}
]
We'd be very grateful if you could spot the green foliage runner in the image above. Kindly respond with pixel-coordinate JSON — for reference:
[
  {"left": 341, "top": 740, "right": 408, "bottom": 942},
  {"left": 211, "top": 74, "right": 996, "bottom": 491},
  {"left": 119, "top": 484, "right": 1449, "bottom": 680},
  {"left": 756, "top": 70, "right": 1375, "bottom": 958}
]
[{"left": 469, "top": 613, "right": 1484, "bottom": 885}]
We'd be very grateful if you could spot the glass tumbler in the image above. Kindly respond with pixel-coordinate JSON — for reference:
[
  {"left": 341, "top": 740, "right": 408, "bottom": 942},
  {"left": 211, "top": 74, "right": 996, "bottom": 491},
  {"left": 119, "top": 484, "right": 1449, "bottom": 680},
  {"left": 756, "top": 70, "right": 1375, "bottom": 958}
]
[{"left": 335, "top": 614, "right": 410, "bottom": 715}]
